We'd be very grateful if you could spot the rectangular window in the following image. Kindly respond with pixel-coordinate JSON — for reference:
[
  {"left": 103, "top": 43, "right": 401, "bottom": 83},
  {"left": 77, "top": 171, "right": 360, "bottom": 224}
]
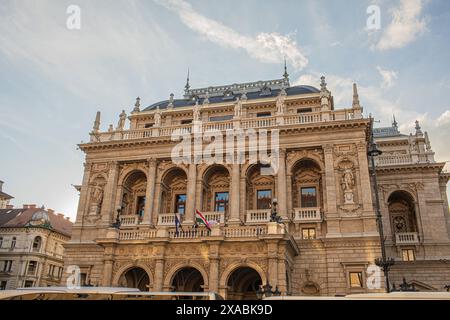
[
  {"left": 0, "top": 281, "right": 6, "bottom": 290},
  {"left": 24, "top": 280, "right": 34, "bottom": 288},
  {"left": 214, "top": 192, "right": 229, "bottom": 212},
  {"left": 402, "top": 249, "right": 415, "bottom": 261},
  {"left": 301, "top": 187, "right": 317, "bottom": 208},
  {"left": 80, "top": 273, "right": 87, "bottom": 286},
  {"left": 256, "top": 112, "right": 271, "bottom": 118},
  {"left": 297, "top": 108, "right": 312, "bottom": 113},
  {"left": 27, "top": 261, "right": 37, "bottom": 275},
  {"left": 175, "top": 194, "right": 187, "bottom": 215},
  {"left": 181, "top": 119, "right": 193, "bottom": 124},
  {"left": 257, "top": 190, "right": 272, "bottom": 209},
  {"left": 144, "top": 123, "right": 153, "bottom": 128},
  {"left": 136, "top": 196, "right": 146, "bottom": 217},
  {"left": 3, "top": 260, "right": 12, "bottom": 272},
  {"left": 349, "top": 272, "right": 363, "bottom": 288},
  {"left": 302, "top": 228, "right": 316, "bottom": 240}
]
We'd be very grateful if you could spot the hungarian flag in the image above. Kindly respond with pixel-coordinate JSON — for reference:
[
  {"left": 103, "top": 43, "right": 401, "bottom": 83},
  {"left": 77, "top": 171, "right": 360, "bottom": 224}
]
[{"left": 195, "top": 209, "right": 211, "bottom": 230}]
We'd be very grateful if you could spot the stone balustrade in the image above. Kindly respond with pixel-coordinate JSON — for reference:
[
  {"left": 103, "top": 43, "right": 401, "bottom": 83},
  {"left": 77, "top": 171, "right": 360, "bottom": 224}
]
[
  {"left": 202, "top": 211, "right": 225, "bottom": 224},
  {"left": 119, "top": 229, "right": 157, "bottom": 240},
  {"left": 157, "top": 213, "right": 177, "bottom": 226},
  {"left": 293, "top": 207, "right": 322, "bottom": 223},
  {"left": 246, "top": 209, "right": 271, "bottom": 224},
  {"left": 90, "top": 110, "right": 359, "bottom": 143},
  {"left": 395, "top": 232, "right": 419, "bottom": 245},
  {"left": 119, "top": 214, "right": 140, "bottom": 226}
]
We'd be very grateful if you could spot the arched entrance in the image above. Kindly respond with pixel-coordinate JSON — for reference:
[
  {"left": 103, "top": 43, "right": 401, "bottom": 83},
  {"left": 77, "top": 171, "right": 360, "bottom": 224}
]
[
  {"left": 388, "top": 190, "right": 418, "bottom": 234},
  {"left": 171, "top": 267, "right": 205, "bottom": 292},
  {"left": 227, "top": 267, "right": 262, "bottom": 300},
  {"left": 118, "top": 267, "right": 150, "bottom": 291}
]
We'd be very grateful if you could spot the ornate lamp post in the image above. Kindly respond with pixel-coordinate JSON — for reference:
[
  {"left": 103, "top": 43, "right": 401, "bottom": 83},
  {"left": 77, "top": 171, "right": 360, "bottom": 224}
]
[
  {"left": 270, "top": 198, "right": 281, "bottom": 223},
  {"left": 112, "top": 207, "right": 122, "bottom": 229},
  {"left": 368, "top": 116, "right": 394, "bottom": 293},
  {"left": 256, "top": 282, "right": 281, "bottom": 299}
]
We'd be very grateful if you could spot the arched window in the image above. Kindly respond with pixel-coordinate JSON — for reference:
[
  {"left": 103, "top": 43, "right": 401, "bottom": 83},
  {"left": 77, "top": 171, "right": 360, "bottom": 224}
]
[
  {"left": 32, "top": 236, "right": 42, "bottom": 252},
  {"left": 11, "top": 237, "right": 16, "bottom": 249}
]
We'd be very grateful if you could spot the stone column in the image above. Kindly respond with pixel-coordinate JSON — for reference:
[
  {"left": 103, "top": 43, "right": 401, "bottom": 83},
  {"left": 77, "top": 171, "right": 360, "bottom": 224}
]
[
  {"left": 75, "top": 162, "right": 92, "bottom": 225},
  {"left": 357, "top": 142, "right": 373, "bottom": 212},
  {"left": 266, "top": 240, "right": 279, "bottom": 287},
  {"left": 101, "top": 161, "right": 119, "bottom": 225},
  {"left": 239, "top": 176, "right": 246, "bottom": 222},
  {"left": 277, "top": 260, "right": 287, "bottom": 294},
  {"left": 101, "top": 244, "right": 115, "bottom": 286},
  {"left": 208, "top": 242, "right": 220, "bottom": 293},
  {"left": 152, "top": 183, "right": 162, "bottom": 226},
  {"left": 323, "top": 144, "right": 340, "bottom": 237},
  {"left": 195, "top": 179, "right": 203, "bottom": 212},
  {"left": 143, "top": 158, "right": 157, "bottom": 225},
  {"left": 276, "top": 149, "right": 288, "bottom": 219},
  {"left": 228, "top": 163, "right": 241, "bottom": 223},
  {"left": 184, "top": 163, "right": 197, "bottom": 224},
  {"left": 286, "top": 174, "right": 293, "bottom": 219},
  {"left": 153, "top": 259, "right": 165, "bottom": 291}
]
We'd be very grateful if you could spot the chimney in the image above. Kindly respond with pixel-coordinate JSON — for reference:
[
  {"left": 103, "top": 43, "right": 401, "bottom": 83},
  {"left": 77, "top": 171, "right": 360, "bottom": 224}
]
[
  {"left": 23, "top": 204, "right": 29, "bottom": 209},
  {"left": 47, "top": 209, "right": 55, "bottom": 215},
  {"left": 6, "top": 204, "right": 14, "bottom": 209},
  {"left": 29, "top": 204, "right": 37, "bottom": 209}
]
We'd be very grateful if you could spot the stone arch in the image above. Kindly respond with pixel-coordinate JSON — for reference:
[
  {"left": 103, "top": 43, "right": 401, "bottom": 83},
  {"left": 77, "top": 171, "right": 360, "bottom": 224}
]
[
  {"left": 158, "top": 166, "right": 188, "bottom": 214},
  {"left": 112, "top": 263, "right": 154, "bottom": 291},
  {"left": 158, "top": 163, "right": 188, "bottom": 182},
  {"left": 385, "top": 189, "right": 417, "bottom": 206},
  {"left": 118, "top": 167, "right": 148, "bottom": 186},
  {"left": 198, "top": 163, "right": 231, "bottom": 180},
  {"left": 387, "top": 190, "right": 419, "bottom": 233},
  {"left": 200, "top": 164, "right": 231, "bottom": 213},
  {"left": 287, "top": 154, "right": 324, "bottom": 174},
  {"left": 163, "top": 262, "right": 209, "bottom": 290},
  {"left": 219, "top": 262, "right": 267, "bottom": 290}
]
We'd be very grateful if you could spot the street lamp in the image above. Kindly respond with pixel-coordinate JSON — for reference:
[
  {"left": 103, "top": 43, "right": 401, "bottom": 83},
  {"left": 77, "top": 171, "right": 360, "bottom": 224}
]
[
  {"left": 256, "top": 282, "right": 282, "bottom": 299},
  {"left": 112, "top": 206, "right": 122, "bottom": 229},
  {"left": 367, "top": 116, "right": 395, "bottom": 293}
]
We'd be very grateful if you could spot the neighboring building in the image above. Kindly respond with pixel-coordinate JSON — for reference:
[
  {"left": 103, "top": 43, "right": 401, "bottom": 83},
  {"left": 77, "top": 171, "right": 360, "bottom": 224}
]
[
  {"left": 0, "top": 205, "right": 73, "bottom": 290},
  {"left": 0, "top": 181, "right": 13, "bottom": 209},
  {"left": 63, "top": 71, "right": 450, "bottom": 298}
]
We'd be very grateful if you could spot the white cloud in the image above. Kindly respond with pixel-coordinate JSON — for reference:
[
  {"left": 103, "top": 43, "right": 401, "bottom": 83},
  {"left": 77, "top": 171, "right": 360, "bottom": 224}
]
[
  {"left": 437, "top": 110, "right": 450, "bottom": 126},
  {"left": 376, "top": 66, "right": 398, "bottom": 88},
  {"left": 154, "top": 0, "right": 308, "bottom": 71},
  {"left": 375, "top": 0, "right": 426, "bottom": 50}
]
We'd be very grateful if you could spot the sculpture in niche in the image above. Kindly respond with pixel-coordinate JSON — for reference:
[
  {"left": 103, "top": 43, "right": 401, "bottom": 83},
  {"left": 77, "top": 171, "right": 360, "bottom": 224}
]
[
  {"left": 234, "top": 98, "right": 242, "bottom": 118},
  {"left": 193, "top": 101, "right": 200, "bottom": 121},
  {"left": 341, "top": 167, "right": 355, "bottom": 204},
  {"left": 89, "top": 184, "right": 104, "bottom": 215}
]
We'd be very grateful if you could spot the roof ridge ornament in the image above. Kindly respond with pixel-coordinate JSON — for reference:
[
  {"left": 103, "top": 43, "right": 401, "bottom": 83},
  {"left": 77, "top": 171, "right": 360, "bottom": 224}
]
[
  {"left": 352, "top": 83, "right": 361, "bottom": 109},
  {"left": 184, "top": 68, "right": 190, "bottom": 95},
  {"left": 168, "top": 93, "right": 174, "bottom": 109},
  {"left": 283, "top": 57, "right": 289, "bottom": 83},
  {"left": 92, "top": 111, "right": 101, "bottom": 133}
]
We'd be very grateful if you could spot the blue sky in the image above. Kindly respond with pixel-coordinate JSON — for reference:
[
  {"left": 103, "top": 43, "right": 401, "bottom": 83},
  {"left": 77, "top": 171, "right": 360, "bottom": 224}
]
[{"left": 0, "top": 0, "right": 449, "bottom": 220}]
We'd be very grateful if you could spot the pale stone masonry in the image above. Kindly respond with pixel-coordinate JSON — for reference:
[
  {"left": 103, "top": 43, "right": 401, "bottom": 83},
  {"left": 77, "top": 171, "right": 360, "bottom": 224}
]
[
  {"left": 63, "top": 73, "right": 450, "bottom": 298},
  {"left": 0, "top": 205, "right": 73, "bottom": 289}
]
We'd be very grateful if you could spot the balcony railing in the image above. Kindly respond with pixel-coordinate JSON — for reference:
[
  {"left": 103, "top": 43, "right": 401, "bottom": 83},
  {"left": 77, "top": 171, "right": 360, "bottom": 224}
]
[
  {"left": 224, "top": 225, "right": 267, "bottom": 238},
  {"left": 169, "top": 229, "right": 211, "bottom": 239},
  {"left": 375, "top": 154, "right": 413, "bottom": 166},
  {"left": 119, "top": 229, "right": 157, "bottom": 240},
  {"left": 157, "top": 213, "right": 177, "bottom": 226},
  {"left": 91, "top": 110, "right": 359, "bottom": 143},
  {"left": 293, "top": 207, "right": 322, "bottom": 223},
  {"left": 246, "top": 209, "right": 271, "bottom": 224},
  {"left": 395, "top": 232, "right": 419, "bottom": 245},
  {"left": 120, "top": 215, "right": 140, "bottom": 226},
  {"left": 202, "top": 211, "right": 225, "bottom": 224}
]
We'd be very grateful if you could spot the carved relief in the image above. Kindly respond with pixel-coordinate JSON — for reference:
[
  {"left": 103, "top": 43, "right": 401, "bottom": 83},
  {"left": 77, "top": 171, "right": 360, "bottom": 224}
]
[{"left": 88, "top": 176, "right": 106, "bottom": 215}]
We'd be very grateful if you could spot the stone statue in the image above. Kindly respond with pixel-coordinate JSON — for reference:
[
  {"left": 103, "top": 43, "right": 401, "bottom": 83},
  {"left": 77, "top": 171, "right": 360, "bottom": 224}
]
[
  {"left": 154, "top": 109, "right": 161, "bottom": 127},
  {"left": 89, "top": 185, "right": 104, "bottom": 215},
  {"left": 341, "top": 168, "right": 354, "bottom": 191},
  {"left": 193, "top": 101, "right": 200, "bottom": 121},
  {"left": 116, "top": 110, "right": 127, "bottom": 130},
  {"left": 234, "top": 98, "right": 242, "bottom": 118},
  {"left": 341, "top": 168, "right": 355, "bottom": 204}
]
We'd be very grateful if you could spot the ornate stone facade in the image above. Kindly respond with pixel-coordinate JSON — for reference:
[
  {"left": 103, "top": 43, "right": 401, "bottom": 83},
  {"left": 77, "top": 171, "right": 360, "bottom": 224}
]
[{"left": 63, "top": 74, "right": 450, "bottom": 298}]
